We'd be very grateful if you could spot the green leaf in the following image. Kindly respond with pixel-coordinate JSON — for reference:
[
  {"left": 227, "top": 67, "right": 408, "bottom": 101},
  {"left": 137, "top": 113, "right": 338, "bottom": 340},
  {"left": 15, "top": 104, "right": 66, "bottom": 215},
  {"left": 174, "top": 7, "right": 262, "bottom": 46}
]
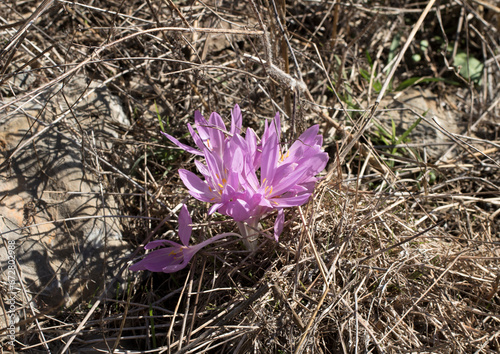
[
  {"left": 396, "top": 117, "right": 422, "bottom": 145},
  {"left": 366, "top": 50, "right": 373, "bottom": 66},
  {"left": 155, "top": 101, "right": 165, "bottom": 132},
  {"left": 373, "top": 121, "right": 392, "bottom": 140},
  {"left": 395, "top": 77, "right": 458, "bottom": 91},
  {"left": 359, "top": 68, "right": 371, "bottom": 81},
  {"left": 334, "top": 54, "right": 341, "bottom": 66},
  {"left": 388, "top": 33, "right": 402, "bottom": 66},
  {"left": 391, "top": 119, "right": 397, "bottom": 144},
  {"left": 428, "top": 170, "right": 437, "bottom": 184},
  {"left": 359, "top": 68, "right": 382, "bottom": 92},
  {"left": 454, "top": 52, "right": 484, "bottom": 84}
]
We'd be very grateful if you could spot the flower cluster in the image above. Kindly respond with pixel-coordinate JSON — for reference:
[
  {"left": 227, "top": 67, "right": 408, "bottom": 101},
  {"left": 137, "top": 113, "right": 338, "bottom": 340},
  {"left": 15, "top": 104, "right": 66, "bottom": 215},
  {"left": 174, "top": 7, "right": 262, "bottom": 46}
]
[
  {"left": 165, "top": 105, "right": 328, "bottom": 242},
  {"left": 130, "top": 105, "right": 328, "bottom": 272}
]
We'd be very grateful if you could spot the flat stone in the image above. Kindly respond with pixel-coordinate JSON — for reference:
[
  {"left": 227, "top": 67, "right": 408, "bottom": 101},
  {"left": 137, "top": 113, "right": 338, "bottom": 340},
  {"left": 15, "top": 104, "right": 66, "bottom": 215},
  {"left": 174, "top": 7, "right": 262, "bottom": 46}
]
[{"left": 0, "top": 77, "right": 131, "bottom": 325}]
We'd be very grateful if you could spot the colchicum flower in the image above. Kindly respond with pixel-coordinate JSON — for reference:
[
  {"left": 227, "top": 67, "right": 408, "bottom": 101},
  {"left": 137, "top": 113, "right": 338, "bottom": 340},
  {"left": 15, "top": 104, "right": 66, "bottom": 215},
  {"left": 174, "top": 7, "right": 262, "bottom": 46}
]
[
  {"left": 164, "top": 105, "right": 328, "bottom": 249},
  {"left": 130, "top": 205, "right": 237, "bottom": 273}
]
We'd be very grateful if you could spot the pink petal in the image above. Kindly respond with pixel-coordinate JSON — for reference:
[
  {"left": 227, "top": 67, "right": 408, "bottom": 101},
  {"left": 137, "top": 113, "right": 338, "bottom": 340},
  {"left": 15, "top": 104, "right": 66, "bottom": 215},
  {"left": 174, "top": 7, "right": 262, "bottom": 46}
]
[
  {"left": 274, "top": 209, "right": 285, "bottom": 241},
  {"left": 226, "top": 199, "right": 252, "bottom": 222},
  {"left": 208, "top": 202, "right": 224, "bottom": 215},
  {"left": 208, "top": 112, "right": 226, "bottom": 157},
  {"left": 231, "top": 104, "right": 242, "bottom": 135},
  {"left": 187, "top": 123, "right": 206, "bottom": 151},
  {"left": 245, "top": 128, "right": 258, "bottom": 167},
  {"left": 144, "top": 240, "right": 170, "bottom": 249},
  {"left": 204, "top": 148, "right": 224, "bottom": 184},
  {"left": 178, "top": 205, "right": 192, "bottom": 246},
  {"left": 194, "top": 160, "right": 210, "bottom": 177},
  {"left": 224, "top": 169, "right": 240, "bottom": 192},
  {"left": 161, "top": 132, "right": 202, "bottom": 156},
  {"left": 271, "top": 154, "right": 328, "bottom": 196},
  {"left": 241, "top": 157, "right": 260, "bottom": 191},
  {"left": 268, "top": 161, "right": 310, "bottom": 197},
  {"left": 179, "top": 169, "right": 217, "bottom": 202},
  {"left": 270, "top": 193, "right": 311, "bottom": 208},
  {"left": 228, "top": 145, "right": 244, "bottom": 173},
  {"left": 209, "top": 111, "right": 227, "bottom": 131},
  {"left": 261, "top": 133, "right": 279, "bottom": 185},
  {"left": 296, "top": 125, "right": 319, "bottom": 145},
  {"left": 194, "top": 111, "right": 210, "bottom": 141},
  {"left": 129, "top": 247, "right": 182, "bottom": 272},
  {"left": 272, "top": 111, "right": 281, "bottom": 141}
]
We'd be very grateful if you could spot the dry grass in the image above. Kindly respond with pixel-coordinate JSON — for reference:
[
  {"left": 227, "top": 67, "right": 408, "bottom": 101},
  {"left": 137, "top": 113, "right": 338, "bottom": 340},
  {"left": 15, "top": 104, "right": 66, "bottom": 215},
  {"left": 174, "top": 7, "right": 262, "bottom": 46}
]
[{"left": 1, "top": 0, "right": 499, "bottom": 352}]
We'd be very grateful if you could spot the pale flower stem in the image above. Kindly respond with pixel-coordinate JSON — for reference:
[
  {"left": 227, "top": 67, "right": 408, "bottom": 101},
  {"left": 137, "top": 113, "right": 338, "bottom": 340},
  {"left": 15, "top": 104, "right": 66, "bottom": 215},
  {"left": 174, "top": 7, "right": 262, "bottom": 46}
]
[{"left": 237, "top": 219, "right": 261, "bottom": 252}]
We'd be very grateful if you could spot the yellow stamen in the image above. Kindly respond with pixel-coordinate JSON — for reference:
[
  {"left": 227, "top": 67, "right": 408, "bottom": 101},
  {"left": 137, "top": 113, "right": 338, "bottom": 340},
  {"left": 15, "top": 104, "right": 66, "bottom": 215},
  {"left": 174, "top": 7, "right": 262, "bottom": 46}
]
[
  {"left": 280, "top": 150, "right": 290, "bottom": 162},
  {"left": 206, "top": 139, "right": 211, "bottom": 148},
  {"left": 218, "top": 183, "right": 224, "bottom": 188}
]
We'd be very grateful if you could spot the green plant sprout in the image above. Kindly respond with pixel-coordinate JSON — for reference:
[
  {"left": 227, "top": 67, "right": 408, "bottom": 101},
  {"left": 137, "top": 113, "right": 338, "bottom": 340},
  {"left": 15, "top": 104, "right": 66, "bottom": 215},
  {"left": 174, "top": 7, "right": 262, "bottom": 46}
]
[
  {"left": 453, "top": 51, "right": 484, "bottom": 85},
  {"left": 155, "top": 101, "right": 166, "bottom": 133},
  {"left": 372, "top": 115, "right": 423, "bottom": 168}
]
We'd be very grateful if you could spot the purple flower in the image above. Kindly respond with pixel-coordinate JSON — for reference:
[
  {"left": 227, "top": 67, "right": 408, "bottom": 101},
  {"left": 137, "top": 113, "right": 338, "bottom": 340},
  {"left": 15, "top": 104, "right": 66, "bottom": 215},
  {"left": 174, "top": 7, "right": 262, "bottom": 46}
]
[
  {"left": 163, "top": 105, "right": 328, "bottom": 244},
  {"left": 130, "top": 205, "right": 237, "bottom": 273}
]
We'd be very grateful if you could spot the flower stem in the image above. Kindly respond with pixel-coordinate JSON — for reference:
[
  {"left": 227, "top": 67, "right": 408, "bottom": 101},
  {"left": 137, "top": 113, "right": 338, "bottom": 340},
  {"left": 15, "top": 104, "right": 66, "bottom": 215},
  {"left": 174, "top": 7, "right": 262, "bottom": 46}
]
[{"left": 237, "top": 218, "right": 261, "bottom": 252}]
